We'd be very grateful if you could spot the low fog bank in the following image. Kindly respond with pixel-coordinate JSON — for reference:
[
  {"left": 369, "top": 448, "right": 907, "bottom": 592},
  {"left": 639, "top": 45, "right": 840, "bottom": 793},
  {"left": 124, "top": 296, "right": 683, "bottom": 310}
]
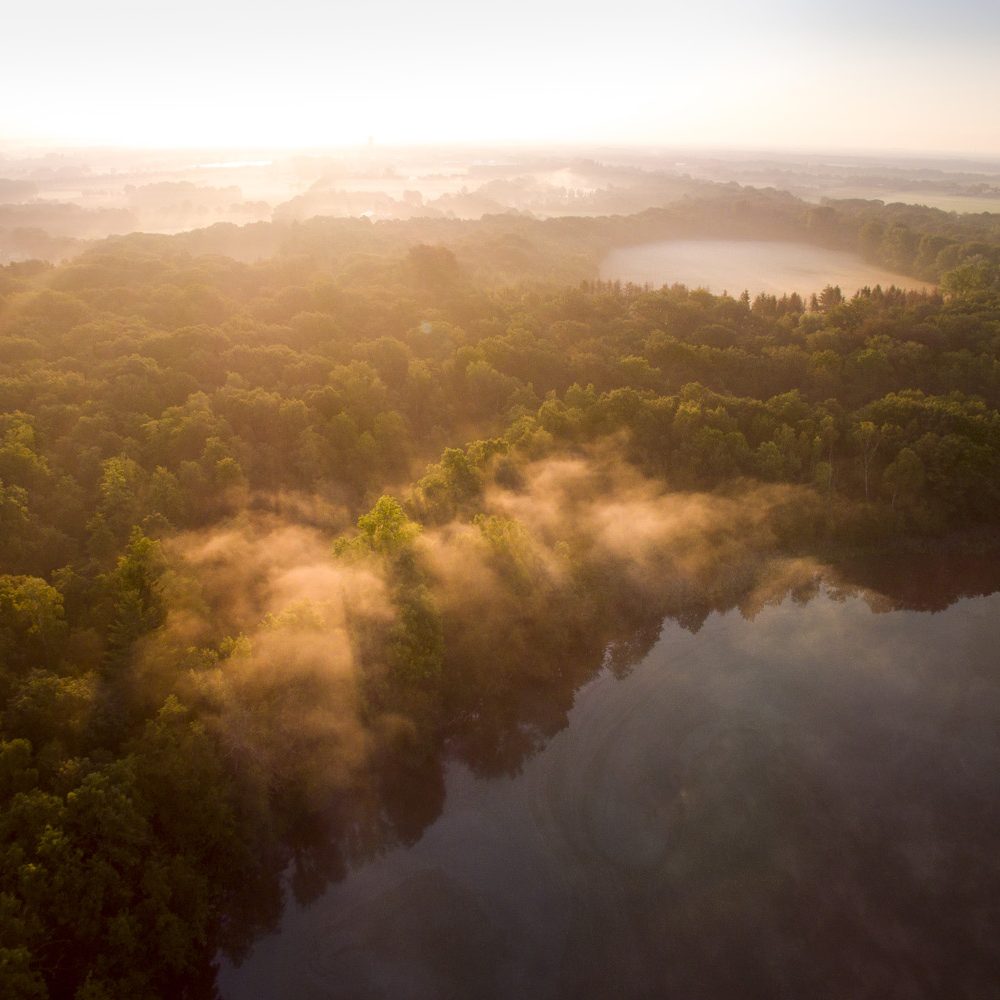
[
  {"left": 141, "top": 445, "right": 988, "bottom": 827},
  {"left": 0, "top": 146, "right": 701, "bottom": 263},
  {"left": 142, "top": 450, "right": 812, "bottom": 807}
]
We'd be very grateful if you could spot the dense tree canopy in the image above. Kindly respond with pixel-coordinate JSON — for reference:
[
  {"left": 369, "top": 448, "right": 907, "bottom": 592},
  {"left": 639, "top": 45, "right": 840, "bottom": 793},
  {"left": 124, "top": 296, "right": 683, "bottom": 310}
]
[{"left": 1, "top": 195, "right": 1000, "bottom": 997}]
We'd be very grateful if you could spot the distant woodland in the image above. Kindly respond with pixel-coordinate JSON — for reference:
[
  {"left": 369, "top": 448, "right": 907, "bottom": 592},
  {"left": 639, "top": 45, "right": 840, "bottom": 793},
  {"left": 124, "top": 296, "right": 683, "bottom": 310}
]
[{"left": 1, "top": 191, "right": 999, "bottom": 997}]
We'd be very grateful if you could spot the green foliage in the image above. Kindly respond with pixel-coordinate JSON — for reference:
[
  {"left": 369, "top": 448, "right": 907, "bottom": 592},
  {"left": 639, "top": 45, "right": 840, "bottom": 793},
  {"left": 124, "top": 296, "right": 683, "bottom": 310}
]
[
  {"left": 389, "top": 585, "right": 444, "bottom": 687},
  {"left": 474, "top": 514, "right": 541, "bottom": 592},
  {"left": 941, "top": 257, "right": 999, "bottom": 300},
  {"left": 1, "top": 196, "right": 1000, "bottom": 997},
  {"left": 337, "top": 495, "right": 421, "bottom": 558},
  {"left": 103, "top": 530, "right": 165, "bottom": 657},
  {"left": 412, "top": 446, "right": 491, "bottom": 523},
  {"left": 0, "top": 578, "right": 66, "bottom": 681}
]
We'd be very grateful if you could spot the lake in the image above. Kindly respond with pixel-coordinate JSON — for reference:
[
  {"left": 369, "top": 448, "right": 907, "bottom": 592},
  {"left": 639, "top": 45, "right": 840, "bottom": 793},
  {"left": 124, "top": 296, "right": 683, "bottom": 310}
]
[
  {"left": 221, "top": 581, "right": 1000, "bottom": 999},
  {"left": 599, "top": 240, "right": 934, "bottom": 297}
]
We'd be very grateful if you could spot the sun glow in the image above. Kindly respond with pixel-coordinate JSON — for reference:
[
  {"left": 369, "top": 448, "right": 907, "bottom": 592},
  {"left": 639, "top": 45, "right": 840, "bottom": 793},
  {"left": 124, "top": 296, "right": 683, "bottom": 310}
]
[{"left": 3, "top": 0, "right": 999, "bottom": 155}]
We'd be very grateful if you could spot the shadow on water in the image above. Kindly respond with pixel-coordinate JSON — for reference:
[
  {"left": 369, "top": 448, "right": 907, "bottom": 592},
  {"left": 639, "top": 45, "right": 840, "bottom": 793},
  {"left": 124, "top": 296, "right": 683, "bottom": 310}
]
[{"left": 220, "top": 552, "right": 1000, "bottom": 1000}]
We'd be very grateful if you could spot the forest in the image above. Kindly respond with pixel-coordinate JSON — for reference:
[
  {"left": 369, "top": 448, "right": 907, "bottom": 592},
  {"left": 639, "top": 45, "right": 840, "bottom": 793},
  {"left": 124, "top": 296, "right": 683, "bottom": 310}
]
[{"left": 1, "top": 191, "right": 1000, "bottom": 997}]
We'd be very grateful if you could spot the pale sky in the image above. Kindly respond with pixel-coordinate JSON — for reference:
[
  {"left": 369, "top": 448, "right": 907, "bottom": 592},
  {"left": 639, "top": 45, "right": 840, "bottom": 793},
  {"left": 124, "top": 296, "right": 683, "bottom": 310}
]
[{"left": 3, "top": 0, "right": 999, "bottom": 155}]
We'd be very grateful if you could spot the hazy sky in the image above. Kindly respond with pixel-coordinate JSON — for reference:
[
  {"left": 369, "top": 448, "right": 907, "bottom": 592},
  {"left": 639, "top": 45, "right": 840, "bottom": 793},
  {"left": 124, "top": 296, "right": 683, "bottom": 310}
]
[{"left": 3, "top": 0, "right": 999, "bottom": 155}]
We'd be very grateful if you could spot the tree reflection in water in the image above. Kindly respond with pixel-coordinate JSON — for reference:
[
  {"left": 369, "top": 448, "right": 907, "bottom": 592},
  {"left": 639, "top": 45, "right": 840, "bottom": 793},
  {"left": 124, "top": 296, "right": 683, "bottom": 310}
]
[{"left": 222, "top": 553, "right": 1000, "bottom": 1000}]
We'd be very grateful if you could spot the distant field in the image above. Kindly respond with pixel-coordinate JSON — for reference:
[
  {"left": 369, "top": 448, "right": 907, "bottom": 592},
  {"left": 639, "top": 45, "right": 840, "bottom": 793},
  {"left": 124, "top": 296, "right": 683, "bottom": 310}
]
[
  {"left": 823, "top": 188, "right": 1000, "bottom": 215},
  {"left": 600, "top": 240, "right": 935, "bottom": 297}
]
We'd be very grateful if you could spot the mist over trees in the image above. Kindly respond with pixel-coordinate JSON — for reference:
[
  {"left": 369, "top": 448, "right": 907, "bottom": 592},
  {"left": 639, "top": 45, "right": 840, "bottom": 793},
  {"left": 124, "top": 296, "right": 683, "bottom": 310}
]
[
  {"left": 3, "top": 146, "right": 1000, "bottom": 274},
  {"left": 0, "top": 183, "right": 999, "bottom": 997}
]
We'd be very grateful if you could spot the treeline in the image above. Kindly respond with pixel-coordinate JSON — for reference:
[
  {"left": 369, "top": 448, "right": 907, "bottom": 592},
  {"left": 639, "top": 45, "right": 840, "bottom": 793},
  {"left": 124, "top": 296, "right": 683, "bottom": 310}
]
[
  {"left": 809, "top": 197, "right": 1000, "bottom": 284},
  {"left": 1, "top": 217, "right": 1000, "bottom": 996},
  {"left": 145, "top": 184, "right": 1000, "bottom": 290},
  {"left": 1, "top": 245, "right": 998, "bottom": 576},
  {"left": 7, "top": 180, "right": 1000, "bottom": 295}
]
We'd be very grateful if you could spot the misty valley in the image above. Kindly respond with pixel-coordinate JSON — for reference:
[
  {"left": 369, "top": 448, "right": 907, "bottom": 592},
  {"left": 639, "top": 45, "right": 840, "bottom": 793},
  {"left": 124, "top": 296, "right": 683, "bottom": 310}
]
[{"left": 1, "top": 157, "right": 999, "bottom": 1000}]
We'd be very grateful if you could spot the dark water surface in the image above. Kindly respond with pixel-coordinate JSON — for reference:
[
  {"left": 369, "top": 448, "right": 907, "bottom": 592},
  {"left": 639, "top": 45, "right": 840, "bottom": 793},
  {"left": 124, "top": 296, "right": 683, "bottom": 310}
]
[{"left": 222, "top": 587, "right": 1000, "bottom": 1000}]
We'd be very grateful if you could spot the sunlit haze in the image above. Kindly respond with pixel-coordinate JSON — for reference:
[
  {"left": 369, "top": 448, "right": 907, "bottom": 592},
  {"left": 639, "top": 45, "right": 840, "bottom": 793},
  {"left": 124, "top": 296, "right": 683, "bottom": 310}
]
[
  {"left": 5, "top": 0, "right": 1000, "bottom": 995},
  {"left": 3, "top": 0, "right": 999, "bottom": 155}
]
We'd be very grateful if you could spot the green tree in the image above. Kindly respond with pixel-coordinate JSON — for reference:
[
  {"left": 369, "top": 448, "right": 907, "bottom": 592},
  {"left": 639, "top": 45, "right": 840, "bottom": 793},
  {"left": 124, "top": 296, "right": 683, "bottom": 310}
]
[
  {"left": 882, "top": 446, "right": 925, "bottom": 511},
  {"left": 349, "top": 496, "right": 420, "bottom": 557},
  {"left": 0, "top": 577, "right": 66, "bottom": 680},
  {"left": 853, "top": 420, "right": 881, "bottom": 501}
]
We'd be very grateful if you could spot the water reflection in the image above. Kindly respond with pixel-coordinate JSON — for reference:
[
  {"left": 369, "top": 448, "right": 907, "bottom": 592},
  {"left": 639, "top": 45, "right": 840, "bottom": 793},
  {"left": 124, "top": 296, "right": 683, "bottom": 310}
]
[{"left": 222, "top": 569, "right": 1000, "bottom": 999}]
